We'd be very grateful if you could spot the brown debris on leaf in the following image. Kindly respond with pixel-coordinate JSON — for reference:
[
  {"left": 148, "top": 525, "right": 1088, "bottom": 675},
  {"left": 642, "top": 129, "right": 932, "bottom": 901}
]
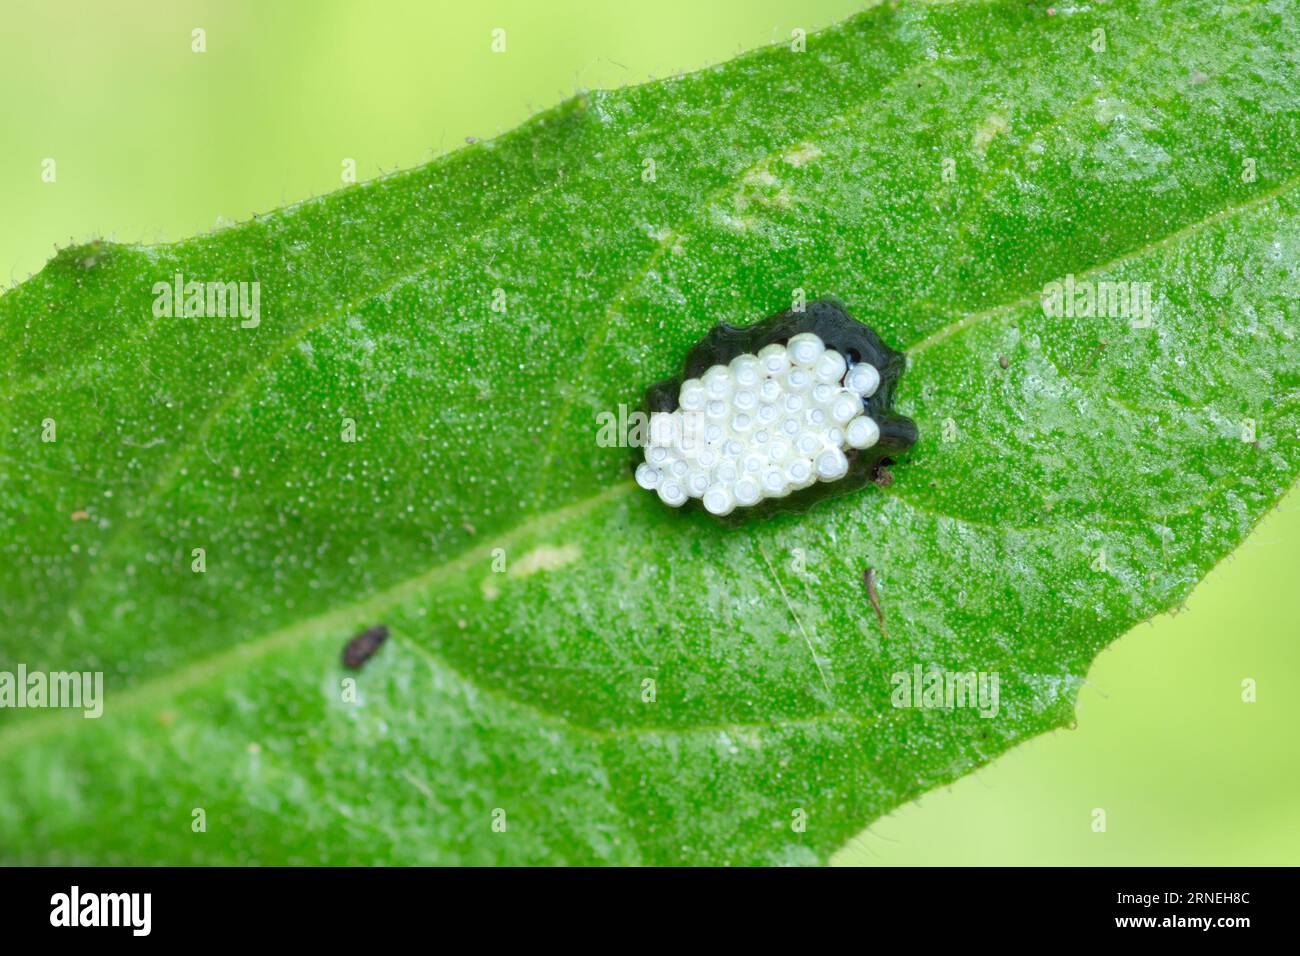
[
  {"left": 342, "top": 624, "right": 390, "bottom": 670},
  {"left": 863, "top": 567, "right": 889, "bottom": 638}
]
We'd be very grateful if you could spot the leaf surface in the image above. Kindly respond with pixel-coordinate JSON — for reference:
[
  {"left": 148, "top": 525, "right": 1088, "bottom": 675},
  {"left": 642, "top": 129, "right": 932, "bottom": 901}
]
[{"left": 1, "top": 0, "right": 1298, "bottom": 864}]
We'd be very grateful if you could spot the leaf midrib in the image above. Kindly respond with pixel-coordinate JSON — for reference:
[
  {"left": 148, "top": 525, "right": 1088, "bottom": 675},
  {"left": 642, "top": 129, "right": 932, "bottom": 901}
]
[
  {"left": 0, "top": 475, "right": 888, "bottom": 753},
  {"left": 6, "top": 170, "right": 1295, "bottom": 756},
  {"left": 910, "top": 173, "right": 1300, "bottom": 357},
  {"left": 50, "top": 19, "right": 1284, "bottom": 641}
]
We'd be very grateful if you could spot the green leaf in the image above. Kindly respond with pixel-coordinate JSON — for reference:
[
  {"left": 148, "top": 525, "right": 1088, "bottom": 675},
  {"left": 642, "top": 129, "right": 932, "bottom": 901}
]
[{"left": 2, "top": 0, "right": 1298, "bottom": 865}]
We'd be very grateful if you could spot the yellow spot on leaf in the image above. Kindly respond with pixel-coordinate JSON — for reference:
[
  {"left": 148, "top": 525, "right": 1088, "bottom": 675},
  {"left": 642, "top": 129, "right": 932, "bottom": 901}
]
[
  {"left": 782, "top": 143, "right": 823, "bottom": 167},
  {"left": 973, "top": 113, "right": 1009, "bottom": 153},
  {"left": 510, "top": 543, "right": 581, "bottom": 578},
  {"left": 481, "top": 543, "right": 581, "bottom": 599}
]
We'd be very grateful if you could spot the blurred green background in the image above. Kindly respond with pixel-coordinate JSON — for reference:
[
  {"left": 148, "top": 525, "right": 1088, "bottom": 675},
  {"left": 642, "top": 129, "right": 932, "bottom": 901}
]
[{"left": 3, "top": 0, "right": 1296, "bottom": 865}]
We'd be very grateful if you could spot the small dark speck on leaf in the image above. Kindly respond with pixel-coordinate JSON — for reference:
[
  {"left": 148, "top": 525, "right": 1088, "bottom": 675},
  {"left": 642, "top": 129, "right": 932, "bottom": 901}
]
[
  {"left": 1079, "top": 339, "right": 1108, "bottom": 373},
  {"left": 998, "top": 355, "right": 1009, "bottom": 369},
  {"left": 874, "top": 464, "right": 894, "bottom": 488},
  {"left": 342, "top": 624, "right": 389, "bottom": 670}
]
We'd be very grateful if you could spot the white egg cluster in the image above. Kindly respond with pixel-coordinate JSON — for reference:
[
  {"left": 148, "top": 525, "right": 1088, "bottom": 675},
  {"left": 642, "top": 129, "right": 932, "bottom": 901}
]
[{"left": 636, "top": 332, "right": 882, "bottom": 515}]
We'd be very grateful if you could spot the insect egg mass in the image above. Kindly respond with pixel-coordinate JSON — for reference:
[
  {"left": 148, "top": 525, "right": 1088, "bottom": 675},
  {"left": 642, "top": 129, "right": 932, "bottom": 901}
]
[{"left": 635, "top": 300, "right": 917, "bottom": 518}]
